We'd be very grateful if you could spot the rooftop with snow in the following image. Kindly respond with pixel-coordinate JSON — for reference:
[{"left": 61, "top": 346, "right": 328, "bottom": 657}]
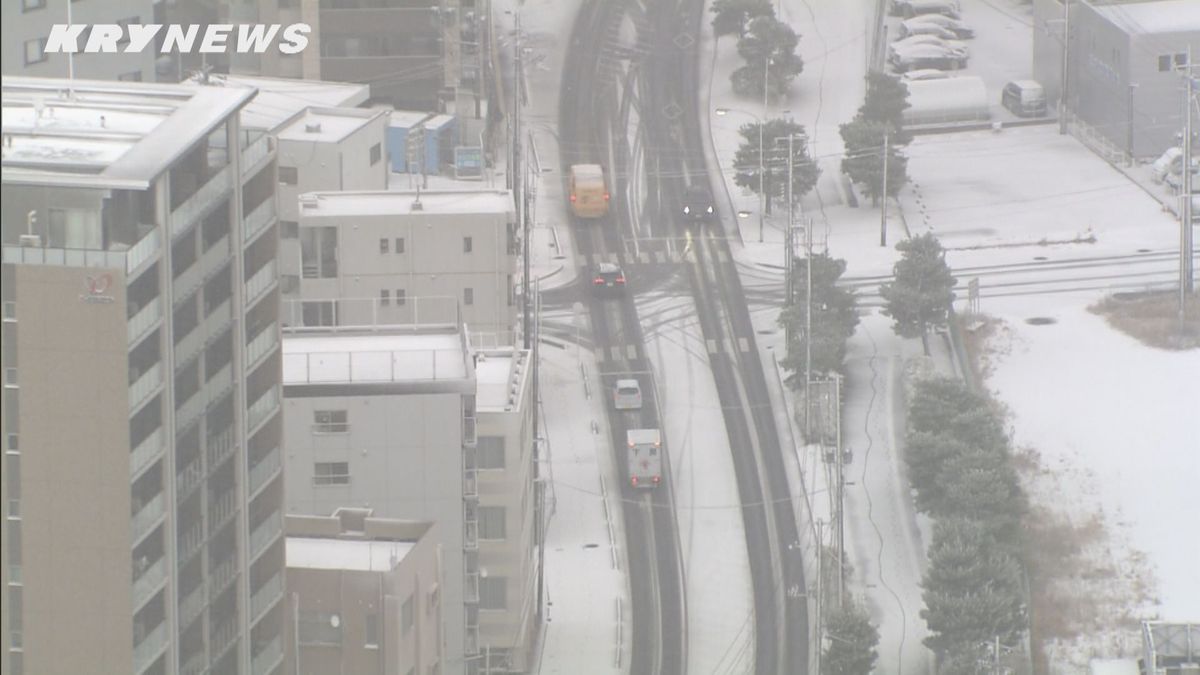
[
  {"left": 282, "top": 327, "right": 473, "bottom": 387},
  {"left": 475, "top": 347, "right": 531, "bottom": 413},
  {"left": 298, "top": 189, "right": 515, "bottom": 218},
  {"left": 1089, "top": 0, "right": 1200, "bottom": 34},
  {"left": 184, "top": 72, "right": 369, "bottom": 132},
  {"left": 287, "top": 537, "right": 419, "bottom": 572},
  {"left": 1, "top": 76, "right": 255, "bottom": 189},
  {"left": 276, "top": 106, "right": 386, "bottom": 145}
]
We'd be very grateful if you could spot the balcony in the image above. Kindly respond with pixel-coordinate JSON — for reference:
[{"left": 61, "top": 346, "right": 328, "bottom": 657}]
[
  {"left": 130, "top": 428, "right": 164, "bottom": 479},
  {"left": 132, "top": 557, "right": 167, "bottom": 610},
  {"left": 248, "top": 447, "right": 281, "bottom": 498},
  {"left": 202, "top": 234, "right": 230, "bottom": 279},
  {"left": 463, "top": 468, "right": 478, "bottom": 499},
  {"left": 174, "top": 324, "right": 205, "bottom": 369},
  {"left": 251, "top": 635, "right": 283, "bottom": 675},
  {"left": 243, "top": 198, "right": 276, "bottom": 244},
  {"left": 205, "top": 296, "right": 233, "bottom": 335},
  {"left": 244, "top": 259, "right": 277, "bottom": 308},
  {"left": 209, "top": 618, "right": 239, "bottom": 660},
  {"left": 129, "top": 362, "right": 163, "bottom": 412},
  {"left": 463, "top": 414, "right": 477, "bottom": 447},
  {"left": 179, "top": 648, "right": 207, "bottom": 675},
  {"left": 177, "top": 459, "right": 203, "bottom": 500},
  {"left": 126, "top": 227, "right": 162, "bottom": 276},
  {"left": 4, "top": 243, "right": 127, "bottom": 269},
  {"left": 127, "top": 300, "right": 161, "bottom": 346},
  {"left": 175, "top": 389, "right": 207, "bottom": 432},
  {"left": 206, "top": 425, "right": 237, "bottom": 469},
  {"left": 207, "top": 362, "right": 234, "bottom": 400},
  {"left": 464, "top": 571, "right": 479, "bottom": 604},
  {"left": 173, "top": 259, "right": 204, "bottom": 304},
  {"left": 249, "top": 510, "right": 282, "bottom": 561},
  {"left": 208, "top": 490, "right": 238, "bottom": 531},
  {"left": 178, "top": 521, "right": 205, "bottom": 564},
  {"left": 133, "top": 620, "right": 168, "bottom": 674},
  {"left": 209, "top": 556, "right": 238, "bottom": 601},
  {"left": 247, "top": 386, "right": 279, "bottom": 434},
  {"left": 178, "top": 582, "right": 207, "bottom": 630},
  {"left": 131, "top": 493, "right": 166, "bottom": 545},
  {"left": 242, "top": 133, "right": 272, "bottom": 176},
  {"left": 245, "top": 322, "right": 278, "bottom": 371},
  {"left": 250, "top": 572, "right": 283, "bottom": 624},
  {"left": 172, "top": 165, "right": 233, "bottom": 240},
  {"left": 464, "top": 519, "right": 478, "bottom": 551}
]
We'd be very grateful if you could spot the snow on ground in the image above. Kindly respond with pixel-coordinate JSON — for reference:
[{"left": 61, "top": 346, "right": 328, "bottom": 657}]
[
  {"left": 538, "top": 341, "right": 630, "bottom": 675},
  {"left": 637, "top": 289, "right": 755, "bottom": 675}
]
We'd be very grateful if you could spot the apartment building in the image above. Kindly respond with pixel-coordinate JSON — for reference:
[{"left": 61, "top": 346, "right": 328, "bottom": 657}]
[
  {"left": 1, "top": 77, "right": 285, "bottom": 675},
  {"left": 473, "top": 347, "right": 538, "bottom": 674},
  {"left": 290, "top": 190, "right": 518, "bottom": 343},
  {"left": 1, "top": 0, "right": 156, "bottom": 82},
  {"left": 283, "top": 511, "right": 444, "bottom": 675},
  {"left": 276, "top": 107, "right": 391, "bottom": 302},
  {"left": 281, "top": 325, "right": 477, "bottom": 674}
]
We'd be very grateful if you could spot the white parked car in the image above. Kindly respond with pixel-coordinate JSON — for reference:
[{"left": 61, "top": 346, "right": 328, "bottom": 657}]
[
  {"left": 613, "top": 379, "right": 643, "bottom": 410},
  {"left": 898, "top": 20, "right": 960, "bottom": 41},
  {"left": 889, "top": 43, "right": 969, "bottom": 72},
  {"left": 901, "top": 68, "right": 952, "bottom": 81},
  {"left": 901, "top": 14, "right": 974, "bottom": 38},
  {"left": 891, "top": 35, "right": 970, "bottom": 58}
]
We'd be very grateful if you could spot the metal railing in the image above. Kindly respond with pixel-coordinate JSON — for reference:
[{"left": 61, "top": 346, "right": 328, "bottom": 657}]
[
  {"left": 126, "top": 227, "right": 161, "bottom": 275},
  {"left": 249, "top": 510, "right": 282, "bottom": 560},
  {"left": 133, "top": 620, "right": 168, "bottom": 674},
  {"left": 246, "top": 322, "right": 278, "bottom": 370},
  {"left": 251, "top": 635, "right": 283, "bottom": 675},
  {"left": 281, "top": 295, "right": 460, "bottom": 331},
  {"left": 201, "top": 234, "right": 231, "bottom": 278},
  {"left": 206, "top": 425, "right": 237, "bottom": 469},
  {"left": 207, "top": 490, "right": 238, "bottom": 531},
  {"left": 127, "top": 300, "right": 161, "bottom": 346},
  {"left": 464, "top": 571, "right": 480, "bottom": 603},
  {"left": 282, "top": 347, "right": 465, "bottom": 385},
  {"left": 209, "top": 618, "right": 239, "bottom": 659},
  {"left": 250, "top": 572, "right": 283, "bottom": 623},
  {"left": 178, "top": 522, "right": 205, "bottom": 564},
  {"left": 205, "top": 297, "right": 233, "bottom": 335},
  {"left": 244, "top": 259, "right": 277, "bottom": 308},
  {"left": 129, "top": 362, "right": 163, "bottom": 412},
  {"left": 207, "top": 362, "right": 234, "bottom": 399},
  {"left": 3, "top": 244, "right": 126, "bottom": 269},
  {"left": 209, "top": 556, "right": 238, "bottom": 601},
  {"left": 178, "top": 582, "right": 207, "bottom": 630},
  {"left": 172, "top": 165, "right": 233, "bottom": 240},
  {"left": 175, "top": 389, "right": 207, "bottom": 432},
  {"left": 130, "top": 428, "right": 164, "bottom": 478},
  {"left": 464, "top": 519, "right": 478, "bottom": 551},
  {"left": 179, "top": 648, "right": 207, "bottom": 675},
  {"left": 174, "top": 324, "right": 205, "bottom": 369},
  {"left": 243, "top": 198, "right": 276, "bottom": 244},
  {"left": 131, "top": 493, "right": 165, "bottom": 545},
  {"left": 242, "top": 133, "right": 272, "bottom": 176},
  {"left": 172, "top": 258, "right": 204, "bottom": 303},
  {"left": 177, "top": 459, "right": 204, "bottom": 500},
  {"left": 132, "top": 557, "right": 167, "bottom": 610},
  {"left": 463, "top": 467, "right": 478, "bottom": 499},
  {"left": 248, "top": 447, "right": 281, "bottom": 497},
  {"left": 247, "top": 386, "right": 280, "bottom": 432}
]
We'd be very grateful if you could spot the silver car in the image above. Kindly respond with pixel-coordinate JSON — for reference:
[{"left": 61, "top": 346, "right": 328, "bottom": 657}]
[{"left": 613, "top": 379, "right": 643, "bottom": 410}]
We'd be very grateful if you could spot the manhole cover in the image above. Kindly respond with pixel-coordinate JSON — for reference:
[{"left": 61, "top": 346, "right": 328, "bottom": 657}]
[
  {"left": 1033, "top": 256, "right": 1048, "bottom": 261},
  {"left": 757, "top": 329, "right": 773, "bottom": 335},
  {"left": 583, "top": 543, "right": 599, "bottom": 549},
  {"left": 1025, "top": 317, "right": 1057, "bottom": 325},
  {"left": 663, "top": 102, "right": 682, "bottom": 119},
  {"left": 673, "top": 32, "right": 695, "bottom": 49},
  {"left": 553, "top": 255, "right": 566, "bottom": 260},
  {"left": 1137, "top": 248, "right": 1151, "bottom": 253}
]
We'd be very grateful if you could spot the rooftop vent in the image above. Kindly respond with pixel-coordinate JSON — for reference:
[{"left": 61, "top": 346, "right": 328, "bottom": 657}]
[{"left": 304, "top": 122, "right": 322, "bottom": 134}]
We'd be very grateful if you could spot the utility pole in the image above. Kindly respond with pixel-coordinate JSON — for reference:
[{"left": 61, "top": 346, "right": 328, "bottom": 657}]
[
  {"left": 763, "top": 55, "right": 771, "bottom": 225},
  {"left": 1181, "top": 50, "right": 1195, "bottom": 320},
  {"left": 834, "top": 372, "right": 844, "bottom": 607},
  {"left": 804, "top": 220, "right": 813, "bottom": 438},
  {"left": 815, "top": 518, "right": 824, "bottom": 675},
  {"left": 532, "top": 278, "right": 545, "bottom": 622},
  {"left": 514, "top": 11, "right": 532, "bottom": 350},
  {"left": 1127, "top": 83, "right": 1138, "bottom": 166},
  {"left": 1059, "top": 0, "right": 1071, "bottom": 135},
  {"left": 880, "top": 130, "right": 889, "bottom": 247}
]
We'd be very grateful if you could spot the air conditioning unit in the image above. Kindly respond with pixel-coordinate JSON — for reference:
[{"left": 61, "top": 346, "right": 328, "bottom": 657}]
[{"left": 18, "top": 234, "right": 41, "bottom": 247}]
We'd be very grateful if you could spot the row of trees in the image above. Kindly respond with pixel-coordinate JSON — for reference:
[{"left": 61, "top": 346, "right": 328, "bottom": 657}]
[
  {"left": 711, "top": 0, "right": 804, "bottom": 98},
  {"left": 778, "top": 252, "right": 859, "bottom": 382},
  {"left": 840, "top": 72, "right": 913, "bottom": 205},
  {"left": 906, "top": 378, "right": 1028, "bottom": 668}
]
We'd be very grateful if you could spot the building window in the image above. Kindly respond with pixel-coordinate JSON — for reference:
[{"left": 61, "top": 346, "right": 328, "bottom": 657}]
[
  {"left": 301, "top": 300, "right": 337, "bottom": 327},
  {"left": 365, "top": 613, "right": 380, "bottom": 648},
  {"left": 380, "top": 289, "right": 391, "bottom": 307},
  {"left": 478, "top": 436, "right": 505, "bottom": 470},
  {"left": 1160, "top": 54, "right": 1173, "bottom": 72},
  {"left": 300, "top": 226, "right": 338, "bottom": 278},
  {"left": 24, "top": 38, "right": 47, "bottom": 65},
  {"left": 396, "top": 289, "right": 407, "bottom": 306},
  {"left": 463, "top": 236, "right": 473, "bottom": 253},
  {"left": 7, "top": 500, "right": 19, "bottom": 520},
  {"left": 395, "top": 237, "right": 405, "bottom": 253},
  {"left": 6, "top": 434, "right": 17, "bottom": 451},
  {"left": 402, "top": 595, "right": 414, "bottom": 634},
  {"left": 312, "top": 410, "right": 348, "bottom": 433},
  {"left": 478, "top": 506, "right": 506, "bottom": 540},
  {"left": 508, "top": 274, "right": 515, "bottom": 306},
  {"left": 298, "top": 611, "right": 343, "bottom": 645},
  {"left": 479, "top": 577, "right": 507, "bottom": 610},
  {"left": 463, "top": 288, "right": 474, "bottom": 306},
  {"left": 313, "top": 462, "right": 350, "bottom": 486},
  {"left": 21, "top": 0, "right": 46, "bottom": 12},
  {"left": 281, "top": 221, "right": 299, "bottom": 239},
  {"left": 4, "top": 368, "right": 17, "bottom": 388},
  {"left": 370, "top": 143, "right": 382, "bottom": 166},
  {"left": 278, "top": 166, "right": 298, "bottom": 185},
  {"left": 380, "top": 237, "right": 389, "bottom": 254},
  {"left": 3, "top": 302, "right": 15, "bottom": 320},
  {"left": 117, "top": 70, "right": 142, "bottom": 82},
  {"left": 1175, "top": 53, "right": 1189, "bottom": 68}
]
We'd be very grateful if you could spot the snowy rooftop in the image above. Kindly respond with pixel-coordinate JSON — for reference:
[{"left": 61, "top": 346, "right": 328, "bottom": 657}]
[
  {"left": 287, "top": 537, "right": 417, "bottom": 572},
  {"left": 282, "top": 331, "right": 470, "bottom": 385},
  {"left": 389, "top": 110, "right": 432, "bottom": 128},
  {"left": 475, "top": 348, "right": 530, "bottom": 412},
  {"left": 276, "top": 107, "right": 383, "bottom": 145},
  {"left": 298, "top": 189, "right": 515, "bottom": 218},
  {"left": 1090, "top": 0, "right": 1200, "bottom": 34},
  {"left": 1, "top": 76, "right": 255, "bottom": 189},
  {"left": 185, "top": 73, "right": 369, "bottom": 132}
]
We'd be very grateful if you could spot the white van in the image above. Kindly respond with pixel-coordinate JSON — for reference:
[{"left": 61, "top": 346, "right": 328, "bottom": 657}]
[
  {"left": 613, "top": 379, "right": 643, "bottom": 410},
  {"left": 1001, "top": 80, "right": 1047, "bottom": 117}
]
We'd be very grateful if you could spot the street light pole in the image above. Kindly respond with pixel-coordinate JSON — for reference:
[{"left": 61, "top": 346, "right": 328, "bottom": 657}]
[
  {"left": 1127, "top": 82, "right": 1138, "bottom": 166},
  {"left": 716, "top": 107, "right": 767, "bottom": 242},
  {"left": 880, "top": 130, "right": 889, "bottom": 247}
]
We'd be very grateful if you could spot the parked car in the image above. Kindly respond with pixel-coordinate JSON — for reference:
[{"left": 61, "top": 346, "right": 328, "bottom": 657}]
[
  {"left": 891, "top": 0, "right": 961, "bottom": 19},
  {"left": 889, "top": 44, "right": 968, "bottom": 72},
  {"left": 901, "top": 14, "right": 974, "bottom": 38},
  {"left": 891, "top": 35, "right": 969, "bottom": 59},
  {"left": 592, "top": 262, "right": 627, "bottom": 294},
  {"left": 613, "top": 379, "right": 643, "bottom": 410},
  {"left": 901, "top": 68, "right": 952, "bottom": 81},
  {"left": 1000, "top": 80, "right": 1047, "bottom": 117},
  {"left": 1151, "top": 147, "right": 1183, "bottom": 184},
  {"left": 898, "top": 20, "right": 960, "bottom": 41}
]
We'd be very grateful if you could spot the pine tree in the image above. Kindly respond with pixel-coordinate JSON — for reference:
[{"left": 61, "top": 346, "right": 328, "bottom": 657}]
[
  {"left": 732, "top": 118, "right": 821, "bottom": 210},
  {"left": 880, "top": 233, "right": 956, "bottom": 355},
  {"left": 732, "top": 16, "right": 804, "bottom": 99},
  {"left": 778, "top": 253, "right": 858, "bottom": 379},
  {"left": 710, "top": 0, "right": 775, "bottom": 38},
  {"left": 822, "top": 603, "right": 880, "bottom": 675}
]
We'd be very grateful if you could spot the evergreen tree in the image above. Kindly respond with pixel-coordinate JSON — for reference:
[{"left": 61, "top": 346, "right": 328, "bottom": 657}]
[
  {"left": 732, "top": 16, "right": 804, "bottom": 99},
  {"left": 778, "top": 253, "right": 859, "bottom": 379},
  {"left": 858, "top": 71, "right": 913, "bottom": 144},
  {"left": 880, "top": 233, "right": 956, "bottom": 354},
  {"left": 711, "top": 0, "right": 775, "bottom": 38},
  {"left": 907, "top": 378, "right": 987, "bottom": 435},
  {"left": 822, "top": 603, "right": 880, "bottom": 675},
  {"left": 905, "top": 430, "right": 972, "bottom": 509},
  {"left": 839, "top": 118, "right": 909, "bottom": 205},
  {"left": 732, "top": 118, "right": 821, "bottom": 210}
]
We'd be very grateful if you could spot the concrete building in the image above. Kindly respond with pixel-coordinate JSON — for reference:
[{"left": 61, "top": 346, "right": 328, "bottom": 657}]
[
  {"left": 283, "top": 511, "right": 444, "bottom": 675},
  {"left": 281, "top": 325, "right": 477, "bottom": 674},
  {"left": 185, "top": 74, "right": 372, "bottom": 136},
  {"left": 1032, "top": 0, "right": 1200, "bottom": 158},
  {"left": 1, "top": 0, "right": 156, "bottom": 82},
  {"left": 473, "top": 347, "right": 538, "bottom": 674},
  {"left": 1, "top": 77, "right": 285, "bottom": 675},
  {"left": 290, "top": 190, "right": 518, "bottom": 343}
]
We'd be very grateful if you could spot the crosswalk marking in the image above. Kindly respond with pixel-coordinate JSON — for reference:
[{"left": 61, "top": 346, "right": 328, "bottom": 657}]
[{"left": 639, "top": 252, "right": 650, "bottom": 264}]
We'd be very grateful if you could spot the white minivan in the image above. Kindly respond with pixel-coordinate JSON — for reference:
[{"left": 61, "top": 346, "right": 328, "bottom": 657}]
[
  {"left": 1001, "top": 80, "right": 1047, "bottom": 117},
  {"left": 613, "top": 379, "right": 643, "bottom": 410}
]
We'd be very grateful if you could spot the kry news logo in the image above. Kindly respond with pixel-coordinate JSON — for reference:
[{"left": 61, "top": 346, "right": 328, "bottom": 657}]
[{"left": 45, "top": 24, "right": 312, "bottom": 55}]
